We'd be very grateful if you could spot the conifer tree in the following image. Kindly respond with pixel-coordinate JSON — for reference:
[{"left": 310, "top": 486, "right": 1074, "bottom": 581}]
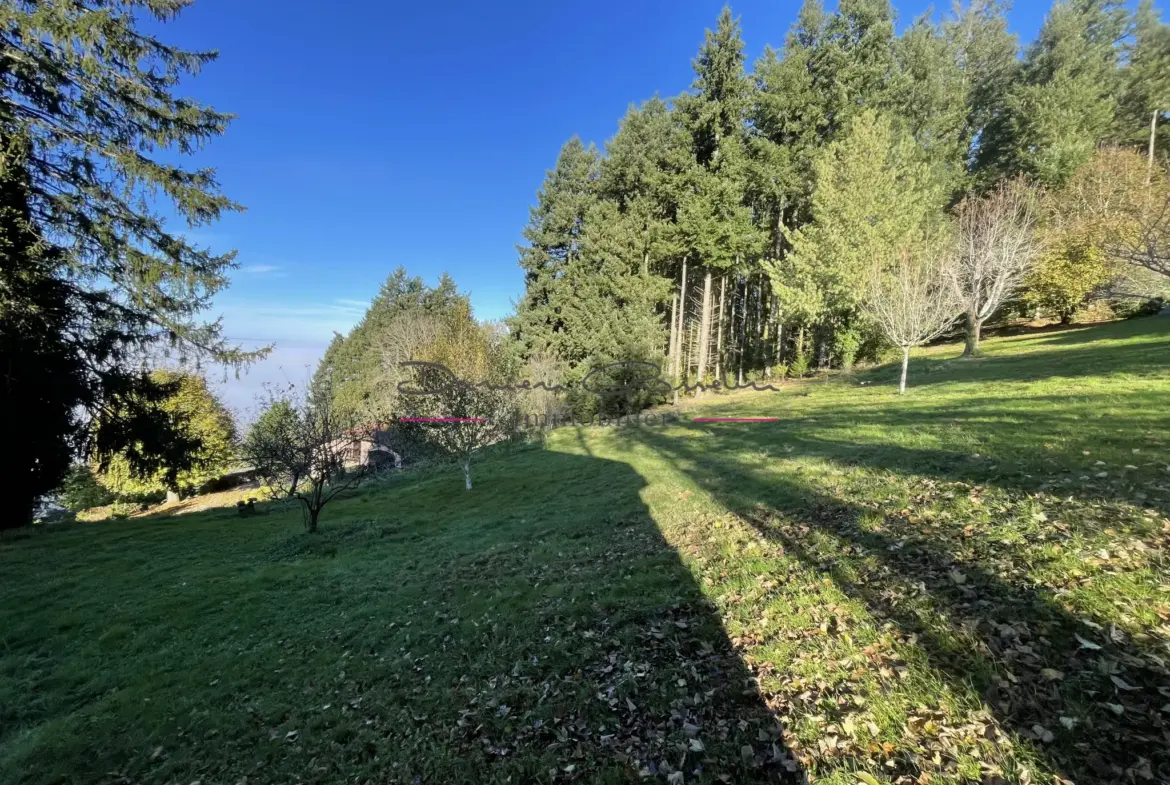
[
  {"left": 0, "top": 0, "right": 255, "bottom": 523},
  {"left": 750, "top": 0, "right": 829, "bottom": 253},
  {"left": 943, "top": 0, "right": 1020, "bottom": 177},
  {"left": 980, "top": 0, "right": 1127, "bottom": 185},
  {"left": 892, "top": 15, "right": 971, "bottom": 193},
  {"left": 510, "top": 138, "right": 600, "bottom": 360},
  {"left": 315, "top": 269, "right": 467, "bottom": 422},
  {"left": 1116, "top": 0, "right": 1170, "bottom": 167},
  {"left": 769, "top": 111, "right": 945, "bottom": 326},
  {"left": 677, "top": 8, "right": 756, "bottom": 390}
]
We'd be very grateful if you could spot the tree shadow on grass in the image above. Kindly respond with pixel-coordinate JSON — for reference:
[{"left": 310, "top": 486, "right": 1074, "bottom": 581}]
[
  {"left": 628, "top": 423, "right": 1170, "bottom": 785},
  {"left": 693, "top": 387, "right": 1170, "bottom": 522},
  {"left": 379, "top": 445, "right": 805, "bottom": 784},
  {"left": 0, "top": 446, "right": 804, "bottom": 785}
]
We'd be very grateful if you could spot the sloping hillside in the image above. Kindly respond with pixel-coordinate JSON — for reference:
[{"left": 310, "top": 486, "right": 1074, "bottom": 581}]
[{"left": 3, "top": 318, "right": 1169, "bottom": 785}]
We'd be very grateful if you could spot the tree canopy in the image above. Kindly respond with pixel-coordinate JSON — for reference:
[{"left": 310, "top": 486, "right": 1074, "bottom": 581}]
[
  {"left": 0, "top": 0, "right": 258, "bottom": 525},
  {"left": 96, "top": 371, "right": 237, "bottom": 500}
]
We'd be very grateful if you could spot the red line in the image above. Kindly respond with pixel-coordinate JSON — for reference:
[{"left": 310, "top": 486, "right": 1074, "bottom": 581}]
[
  {"left": 400, "top": 417, "right": 485, "bottom": 422},
  {"left": 692, "top": 417, "right": 779, "bottom": 423}
]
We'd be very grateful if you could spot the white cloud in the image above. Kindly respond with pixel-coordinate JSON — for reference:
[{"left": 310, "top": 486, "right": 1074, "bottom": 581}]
[
  {"left": 239, "top": 264, "right": 282, "bottom": 275},
  {"left": 209, "top": 297, "right": 370, "bottom": 417}
]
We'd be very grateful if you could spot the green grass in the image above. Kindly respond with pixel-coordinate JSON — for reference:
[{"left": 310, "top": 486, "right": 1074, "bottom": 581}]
[{"left": 4, "top": 317, "right": 1170, "bottom": 785}]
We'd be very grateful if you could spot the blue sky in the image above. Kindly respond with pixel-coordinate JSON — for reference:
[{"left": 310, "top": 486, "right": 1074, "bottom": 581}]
[{"left": 158, "top": 0, "right": 1055, "bottom": 412}]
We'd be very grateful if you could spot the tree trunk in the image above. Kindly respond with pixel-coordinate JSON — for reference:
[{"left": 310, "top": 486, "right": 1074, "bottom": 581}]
[
  {"left": 714, "top": 274, "right": 727, "bottom": 384},
  {"left": 775, "top": 320, "right": 784, "bottom": 373},
  {"left": 899, "top": 346, "right": 910, "bottom": 395},
  {"left": 668, "top": 292, "right": 678, "bottom": 383},
  {"left": 695, "top": 270, "right": 713, "bottom": 397},
  {"left": 463, "top": 458, "right": 472, "bottom": 490},
  {"left": 1150, "top": 109, "right": 1159, "bottom": 185},
  {"left": 962, "top": 310, "right": 981, "bottom": 357},
  {"left": 306, "top": 506, "right": 320, "bottom": 533},
  {"left": 773, "top": 196, "right": 786, "bottom": 258},
  {"left": 758, "top": 279, "right": 767, "bottom": 372},
  {"left": 673, "top": 256, "right": 687, "bottom": 406},
  {"left": 762, "top": 291, "right": 772, "bottom": 378},
  {"left": 737, "top": 278, "right": 747, "bottom": 386},
  {"left": 726, "top": 277, "right": 737, "bottom": 386}
]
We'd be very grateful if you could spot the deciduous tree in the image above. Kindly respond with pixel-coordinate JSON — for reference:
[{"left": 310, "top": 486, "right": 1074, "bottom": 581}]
[
  {"left": 243, "top": 383, "right": 371, "bottom": 533},
  {"left": 399, "top": 307, "right": 520, "bottom": 490},
  {"left": 864, "top": 239, "right": 961, "bottom": 393},
  {"left": 96, "top": 371, "right": 237, "bottom": 502},
  {"left": 951, "top": 179, "right": 1043, "bottom": 354}
]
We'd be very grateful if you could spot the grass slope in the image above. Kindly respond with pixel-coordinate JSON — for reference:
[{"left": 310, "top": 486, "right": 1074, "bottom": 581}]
[{"left": 3, "top": 318, "right": 1170, "bottom": 785}]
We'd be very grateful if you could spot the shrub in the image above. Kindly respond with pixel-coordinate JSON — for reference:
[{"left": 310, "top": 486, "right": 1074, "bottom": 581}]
[
  {"left": 1122, "top": 297, "right": 1165, "bottom": 318},
  {"left": 58, "top": 464, "right": 113, "bottom": 512},
  {"left": 789, "top": 350, "right": 811, "bottom": 379},
  {"left": 109, "top": 501, "right": 139, "bottom": 519},
  {"left": 833, "top": 327, "right": 863, "bottom": 371}
]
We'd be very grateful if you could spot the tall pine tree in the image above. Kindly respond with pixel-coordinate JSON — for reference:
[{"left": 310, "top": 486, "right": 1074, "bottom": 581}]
[
  {"left": 979, "top": 0, "right": 1127, "bottom": 185},
  {"left": 0, "top": 1, "right": 255, "bottom": 524},
  {"left": 510, "top": 138, "right": 600, "bottom": 360},
  {"left": 1116, "top": 0, "right": 1170, "bottom": 165}
]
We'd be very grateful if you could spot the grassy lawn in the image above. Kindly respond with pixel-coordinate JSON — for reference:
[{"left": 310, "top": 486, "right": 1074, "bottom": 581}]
[{"left": 3, "top": 317, "right": 1170, "bottom": 785}]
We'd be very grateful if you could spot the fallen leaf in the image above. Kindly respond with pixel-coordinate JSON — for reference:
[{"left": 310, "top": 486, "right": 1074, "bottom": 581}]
[
  {"left": 1075, "top": 634, "right": 1102, "bottom": 651},
  {"left": 1110, "top": 676, "right": 1138, "bottom": 691}
]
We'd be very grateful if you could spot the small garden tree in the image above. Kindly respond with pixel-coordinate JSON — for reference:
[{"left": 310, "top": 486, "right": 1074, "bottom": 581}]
[
  {"left": 951, "top": 179, "right": 1043, "bottom": 355},
  {"left": 864, "top": 238, "right": 961, "bottom": 394},
  {"left": 243, "top": 383, "right": 371, "bottom": 532},
  {"left": 243, "top": 399, "right": 303, "bottom": 497},
  {"left": 398, "top": 307, "right": 520, "bottom": 490}
]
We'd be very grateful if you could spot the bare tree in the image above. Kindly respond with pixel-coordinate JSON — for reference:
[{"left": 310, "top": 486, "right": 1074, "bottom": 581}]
[
  {"left": 242, "top": 381, "right": 371, "bottom": 532},
  {"left": 1107, "top": 185, "right": 1170, "bottom": 282},
  {"left": 397, "top": 318, "right": 520, "bottom": 490},
  {"left": 864, "top": 243, "right": 961, "bottom": 394},
  {"left": 951, "top": 179, "right": 1042, "bottom": 356},
  {"left": 399, "top": 365, "right": 518, "bottom": 490}
]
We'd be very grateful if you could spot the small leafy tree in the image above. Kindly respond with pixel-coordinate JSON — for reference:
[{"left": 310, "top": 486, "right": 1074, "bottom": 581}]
[
  {"left": 863, "top": 237, "right": 961, "bottom": 394},
  {"left": 398, "top": 308, "right": 520, "bottom": 490},
  {"left": 243, "top": 399, "right": 303, "bottom": 497},
  {"left": 243, "top": 384, "right": 371, "bottom": 532},
  {"left": 1024, "top": 237, "right": 1113, "bottom": 322}
]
